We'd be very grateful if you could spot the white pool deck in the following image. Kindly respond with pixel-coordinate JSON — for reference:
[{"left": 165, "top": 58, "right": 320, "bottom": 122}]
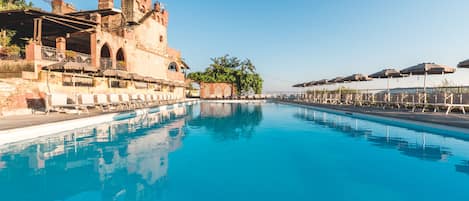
[{"left": 0, "top": 99, "right": 200, "bottom": 145}]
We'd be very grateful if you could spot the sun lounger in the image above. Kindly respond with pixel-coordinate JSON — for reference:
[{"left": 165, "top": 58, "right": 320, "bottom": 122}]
[
  {"left": 444, "top": 93, "right": 469, "bottom": 115},
  {"left": 46, "top": 93, "right": 89, "bottom": 115},
  {"left": 119, "top": 94, "right": 131, "bottom": 110},
  {"left": 107, "top": 94, "right": 123, "bottom": 110},
  {"left": 145, "top": 94, "right": 154, "bottom": 106},
  {"left": 137, "top": 94, "right": 148, "bottom": 107},
  {"left": 94, "top": 94, "right": 110, "bottom": 112},
  {"left": 152, "top": 94, "right": 159, "bottom": 105},
  {"left": 130, "top": 94, "right": 141, "bottom": 108},
  {"left": 76, "top": 94, "right": 95, "bottom": 114}
]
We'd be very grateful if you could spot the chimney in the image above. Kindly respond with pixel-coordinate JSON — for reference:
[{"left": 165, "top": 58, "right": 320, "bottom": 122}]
[
  {"left": 51, "top": 0, "right": 76, "bottom": 14},
  {"left": 98, "top": 0, "right": 114, "bottom": 9}
]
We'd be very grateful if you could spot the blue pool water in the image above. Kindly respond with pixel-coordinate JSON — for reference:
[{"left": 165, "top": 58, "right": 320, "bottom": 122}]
[{"left": 1, "top": 102, "right": 469, "bottom": 201}]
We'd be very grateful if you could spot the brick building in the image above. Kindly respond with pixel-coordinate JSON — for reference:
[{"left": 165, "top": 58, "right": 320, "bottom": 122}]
[{"left": 0, "top": 0, "right": 189, "bottom": 115}]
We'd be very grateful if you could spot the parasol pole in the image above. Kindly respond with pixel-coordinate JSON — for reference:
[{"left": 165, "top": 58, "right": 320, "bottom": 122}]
[
  {"left": 423, "top": 72, "right": 428, "bottom": 104},
  {"left": 387, "top": 76, "right": 391, "bottom": 102}
]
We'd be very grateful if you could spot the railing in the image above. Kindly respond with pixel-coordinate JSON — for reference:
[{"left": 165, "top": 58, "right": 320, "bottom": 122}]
[
  {"left": 70, "top": 52, "right": 91, "bottom": 64},
  {"left": 100, "top": 58, "right": 113, "bottom": 70},
  {"left": 41, "top": 46, "right": 92, "bottom": 64},
  {"left": 41, "top": 46, "right": 60, "bottom": 61}
]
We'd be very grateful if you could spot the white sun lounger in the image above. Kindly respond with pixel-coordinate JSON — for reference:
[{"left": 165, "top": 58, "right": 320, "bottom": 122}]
[
  {"left": 46, "top": 93, "right": 89, "bottom": 115},
  {"left": 120, "top": 94, "right": 131, "bottom": 110},
  {"left": 94, "top": 94, "right": 110, "bottom": 112},
  {"left": 130, "top": 94, "right": 142, "bottom": 108}
]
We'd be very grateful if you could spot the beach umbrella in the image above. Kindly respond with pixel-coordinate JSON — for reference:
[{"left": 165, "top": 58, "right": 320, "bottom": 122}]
[
  {"left": 369, "top": 69, "right": 406, "bottom": 102},
  {"left": 457, "top": 59, "right": 469, "bottom": 68},
  {"left": 292, "top": 82, "right": 307, "bottom": 88},
  {"left": 329, "top": 77, "right": 345, "bottom": 83},
  {"left": 343, "top": 74, "right": 372, "bottom": 82},
  {"left": 305, "top": 81, "right": 318, "bottom": 87},
  {"left": 328, "top": 77, "right": 345, "bottom": 97},
  {"left": 342, "top": 74, "right": 372, "bottom": 91},
  {"left": 316, "top": 79, "right": 330, "bottom": 85},
  {"left": 401, "top": 63, "right": 455, "bottom": 94}
]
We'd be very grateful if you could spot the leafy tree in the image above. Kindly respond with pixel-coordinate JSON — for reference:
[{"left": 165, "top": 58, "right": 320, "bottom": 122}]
[
  {"left": 188, "top": 55, "right": 264, "bottom": 95},
  {"left": 0, "top": 1, "right": 33, "bottom": 56},
  {"left": 0, "top": 0, "right": 33, "bottom": 11}
]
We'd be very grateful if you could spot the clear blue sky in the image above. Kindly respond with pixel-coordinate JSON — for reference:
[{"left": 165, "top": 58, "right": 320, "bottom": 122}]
[{"left": 31, "top": 0, "right": 469, "bottom": 92}]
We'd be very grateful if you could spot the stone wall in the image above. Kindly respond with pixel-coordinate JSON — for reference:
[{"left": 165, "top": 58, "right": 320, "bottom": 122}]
[
  {"left": 200, "top": 83, "right": 236, "bottom": 99},
  {"left": 0, "top": 79, "right": 46, "bottom": 116}
]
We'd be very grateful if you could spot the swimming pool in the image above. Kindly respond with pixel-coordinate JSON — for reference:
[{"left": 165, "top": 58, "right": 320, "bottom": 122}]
[{"left": 1, "top": 102, "right": 469, "bottom": 201}]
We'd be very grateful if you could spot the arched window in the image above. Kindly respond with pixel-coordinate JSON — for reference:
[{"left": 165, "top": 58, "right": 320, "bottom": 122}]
[
  {"left": 168, "top": 62, "right": 178, "bottom": 72},
  {"left": 100, "top": 43, "right": 112, "bottom": 70},
  {"left": 160, "top": 35, "right": 164, "bottom": 43},
  {"left": 116, "top": 48, "right": 126, "bottom": 71}
]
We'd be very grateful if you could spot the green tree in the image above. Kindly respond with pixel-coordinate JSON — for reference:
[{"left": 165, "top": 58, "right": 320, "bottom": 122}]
[
  {"left": 0, "top": 0, "right": 33, "bottom": 56},
  {"left": 0, "top": 0, "right": 33, "bottom": 11},
  {"left": 187, "top": 55, "right": 264, "bottom": 95}
]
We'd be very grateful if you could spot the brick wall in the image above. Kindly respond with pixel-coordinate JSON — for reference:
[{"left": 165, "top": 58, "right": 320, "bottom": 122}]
[{"left": 200, "top": 83, "right": 236, "bottom": 99}]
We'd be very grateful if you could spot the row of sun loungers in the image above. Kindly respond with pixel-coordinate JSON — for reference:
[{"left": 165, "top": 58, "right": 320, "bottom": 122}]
[
  {"left": 46, "top": 93, "right": 182, "bottom": 115},
  {"left": 206, "top": 94, "right": 272, "bottom": 100},
  {"left": 290, "top": 92, "right": 469, "bottom": 115}
]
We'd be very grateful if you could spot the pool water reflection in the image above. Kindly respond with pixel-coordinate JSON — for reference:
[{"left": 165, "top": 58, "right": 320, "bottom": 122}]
[{"left": 1, "top": 102, "right": 469, "bottom": 201}]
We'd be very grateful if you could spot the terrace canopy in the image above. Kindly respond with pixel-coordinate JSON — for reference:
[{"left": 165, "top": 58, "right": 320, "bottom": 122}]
[
  {"left": 143, "top": 76, "right": 158, "bottom": 83},
  {"left": 43, "top": 61, "right": 97, "bottom": 73},
  {"left": 0, "top": 9, "right": 97, "bottom": 44},
  {"left": 98, "top": 69, "right": 130, "bottom": 80},
  {"left": 128, "top": 73, "right": 145, "bottom": 82}
]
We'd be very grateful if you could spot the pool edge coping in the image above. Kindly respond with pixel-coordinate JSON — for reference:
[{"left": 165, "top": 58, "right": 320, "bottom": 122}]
[
  {"left": 278, "top": 101, "right": 469, "bottom": 136},
  {"left": 0, "top": 100, "right": 200, "bottom": 145}
]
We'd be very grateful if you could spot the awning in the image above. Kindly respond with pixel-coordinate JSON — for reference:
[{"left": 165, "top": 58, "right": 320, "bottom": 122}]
[
  {"left": 98, "top": 69, "right": 130, "bottom": 79},
  {"left": 0, "top": 9, "right": 97, "bottom": 37},
  {"left": 43, "top": 61, "right": 97, "bottom": 73},
  {"left": 128, "top": 73, "right": 145, "bottom": 81},
  {"left": 143, "top": 76, "right": 158, "bottom": 83}
]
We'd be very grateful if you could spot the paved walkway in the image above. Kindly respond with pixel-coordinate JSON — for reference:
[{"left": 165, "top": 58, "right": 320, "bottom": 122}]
[
  {"left": 0, "top": 110, "right": 111, "bottom": 131},
  {"left": 0, "top": 99, "right": 199, "bottom": 131},
  {"left": 281, "top": 100, "right": 469, "bottom": 130}
]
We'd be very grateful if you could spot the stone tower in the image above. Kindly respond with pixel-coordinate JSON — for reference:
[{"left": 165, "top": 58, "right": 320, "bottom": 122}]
[
  {"left": 98, "top": 0, "right": 114, "bottom": 9},
  {"left": 121, "top": 0, "right": 154, "bottom": 24}
]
